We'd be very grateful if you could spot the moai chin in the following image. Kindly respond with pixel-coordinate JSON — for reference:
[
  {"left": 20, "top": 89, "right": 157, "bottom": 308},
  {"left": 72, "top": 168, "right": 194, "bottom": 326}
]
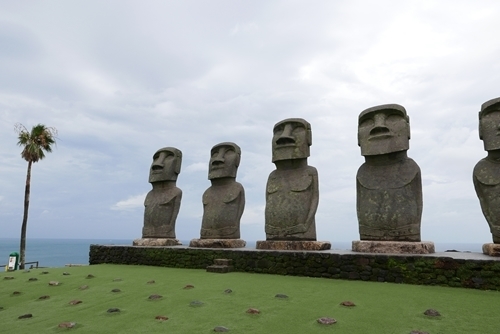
[
  {"left": 473, "top": 97, "right": 500, "bottom": 246},
  {"left": 200, "top": 142, "right": 245, "bottom": 239},
  {"left": 141, "top": 147, "right": 182, "bottom": 240},
  {"left": 356, "top": 104, "right": 423, "bottom": 242},
  {"left": 264, "top": 118, "right": 319, "bottom": 240}
]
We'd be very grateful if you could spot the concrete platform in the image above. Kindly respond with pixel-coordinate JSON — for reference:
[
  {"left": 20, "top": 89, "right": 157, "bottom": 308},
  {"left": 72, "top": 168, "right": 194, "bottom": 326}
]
[
  {"left": 256, "top": 240, "right": 331, "bottom": 251},
  {"left": 352, "top": 240, "right": 435, "bottom": 254},
  {"left": 189, "top": 239, "right": 246, "bottom": 248},
  {"left": 132, "top": 238, "right": 181, "bottom": 246}
]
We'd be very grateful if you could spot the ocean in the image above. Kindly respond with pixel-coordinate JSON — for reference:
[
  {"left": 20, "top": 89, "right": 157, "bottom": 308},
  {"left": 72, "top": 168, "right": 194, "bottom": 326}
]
[{"left": 0, "top": 238, "right": 484, "bottom": 269}]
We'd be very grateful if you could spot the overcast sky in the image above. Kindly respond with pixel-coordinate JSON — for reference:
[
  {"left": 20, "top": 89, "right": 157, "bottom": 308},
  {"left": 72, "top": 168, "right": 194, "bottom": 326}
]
[{"left": 1, "top": 1, "right": 500, "bottom": 245}]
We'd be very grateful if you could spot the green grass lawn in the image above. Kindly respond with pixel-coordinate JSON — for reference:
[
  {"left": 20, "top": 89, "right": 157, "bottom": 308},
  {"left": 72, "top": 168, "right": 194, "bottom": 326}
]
[{"left": 1, "top": 264, "right": 499, "bottom": 333}]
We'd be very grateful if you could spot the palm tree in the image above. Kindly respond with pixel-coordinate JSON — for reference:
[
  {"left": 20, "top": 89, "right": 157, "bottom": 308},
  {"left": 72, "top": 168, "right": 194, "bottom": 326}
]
[{"left": 15, "top": 123, "right": 57, "bottom": 270}]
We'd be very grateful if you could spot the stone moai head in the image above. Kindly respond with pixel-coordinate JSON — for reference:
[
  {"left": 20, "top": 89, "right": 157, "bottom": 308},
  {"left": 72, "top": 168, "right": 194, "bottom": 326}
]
[
  {"left": 272, "top": 118, "right": 312, "bottom": 162},
  {"left": 148, "top": 147, "right": 182, "bottom": 183},
  {"left": 208, "top": 142, "right": 241, "bottom": 180},
  {"left": 479, "top": 97, "right": 500, "bottom": 152},
  {"left": 358, "top": 104, "right": 410, "bottom": 156}
]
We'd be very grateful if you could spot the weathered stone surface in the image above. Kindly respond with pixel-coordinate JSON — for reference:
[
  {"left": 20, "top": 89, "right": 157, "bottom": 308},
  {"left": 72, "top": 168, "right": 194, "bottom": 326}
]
[
  {"left": 107, "top": 308, "right": 120, "bottom": 313},
  {"left": 474, "top": 97, "right": 500, "bottom": 244},
  {"left": 357, "top": 104, "right": 423, "bottom": 242},
  {"left": 317, "top": 317, "right": 337, "bottom": 325},
  {"left": 18, "top": 313, "right": 32, "bottom": 319},
  {"left": 246, "top": 308, "right": 260, "bottom": 314},
  {"left": 155, "top": 315, "right": 168, "bottom": 321},
  {"left": 86, "top": 274, "right": 94, "bottom": 279},
  {"left": 133, "top": 238, "right": 181, "bottom": 246},
  {"left": 4, "top": 276, "right": 14, "bottom": 280},
  {"left": 58, "top": 322, "right": 76, "bottom": 328},
  {"left": 214, "top": 326, "right": 229, "bottom": 332},
  {"left": 148, "top": 294, "right": 162, "bottom": 300},
  {"left": 224, "top": 289, "right": 232, "bottom": 294},
  {"left": 200, "top": 142, "right": 245, "bottom": 240},
  {"left": 79, "top": 285, "right": 89, "bottom": 290},
  {"left": 48, "top": 281, "right": 60, "bottom": 286},
  {"left": 39, "top": 295, "right": 50, "bottom": 300},
  {"left": 190, "top": 239, "right": 246, "bottom": 248},
  {"left": 183, "top": 284, "right": 194, "bottom": 289},
  {"left": 424, "top": 309, "right": 441, "bottom": 317},
  {"left": 265, "top": 118, "right": 319, "bottom": 241},
  {"left": 63, "top": 272, "right": 70, "bottom": 275},
  {"left": 256, "top": 240, "right": 331, "bottom": 251},
  {"left": 352, "top": 240, "right": 435, "bottom": 254},
  {"left": 483, "top": 243, "right": 500, "bottom": 256},
  {"left": 190, "top": 300, "right": 204, "bottom": 307},
  {"left": 141, "top": 147, "right": 183, "bottom": 240},
  {"left": 69, "top": 300, "right": 82, "bottom": 305},
  {"left": 206, "top": 265, "right": 232, "bottom": 273},
  {"left": 340, "top": 301, "right": 356, "bottom": 307},
  {"left": 214, "top": 259, "right": 233, "bottom": 265}
]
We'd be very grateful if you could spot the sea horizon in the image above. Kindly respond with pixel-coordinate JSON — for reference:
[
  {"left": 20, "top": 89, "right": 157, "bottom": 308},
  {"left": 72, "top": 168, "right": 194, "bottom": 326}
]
[{"left": 0, "top": 238, "right": 486, "bottom": 269}]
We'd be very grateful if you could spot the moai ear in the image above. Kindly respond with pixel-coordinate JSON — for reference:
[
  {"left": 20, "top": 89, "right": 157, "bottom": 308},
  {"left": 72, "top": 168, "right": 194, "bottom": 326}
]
[
  {"left": 235, "top": 152, "right": 241, "bottom": 167},
  {"left": 406, "top": 115, "right": 411, "bottom": 140},
  {"left": 478, "top": 111, "right": 484, "bottom": 140},
  {"left": 307, "top": 129, "right": 312, "bottom": 146},
  {"left": 175, "top": 150, "right": 182, "bottom": 174}
]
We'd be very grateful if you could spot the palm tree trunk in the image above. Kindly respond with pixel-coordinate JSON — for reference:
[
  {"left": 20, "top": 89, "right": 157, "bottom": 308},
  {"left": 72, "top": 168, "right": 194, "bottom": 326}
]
[{"left": 19, "top": 160, "right": 32, "bottom": 270}]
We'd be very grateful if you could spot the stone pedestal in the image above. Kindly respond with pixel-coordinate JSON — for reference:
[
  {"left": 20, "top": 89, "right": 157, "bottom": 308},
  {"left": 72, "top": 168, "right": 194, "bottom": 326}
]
[
  {"left": 482, "top": 243, "right": 500, "bottom": 256},
  {"left": 256, "top": 240, "right": 331, "bottom": 251},
  {"left": 189, "top": 239, "right": 246, "bottom": 248},
  {"left": 352, "top": 240, "right": 435, "bottom": 254},
  {"left": 133, "top": 238, "right": 181, "bottom": 247}
]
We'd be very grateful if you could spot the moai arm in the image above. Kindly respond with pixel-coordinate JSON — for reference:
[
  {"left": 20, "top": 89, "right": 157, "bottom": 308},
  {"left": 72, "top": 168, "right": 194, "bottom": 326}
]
[
  {"left": 305, "top": 166, "right": 319, "bottom": 230},
  {"left": 171, "top": 189, "right": 182, "bottom": 229}
]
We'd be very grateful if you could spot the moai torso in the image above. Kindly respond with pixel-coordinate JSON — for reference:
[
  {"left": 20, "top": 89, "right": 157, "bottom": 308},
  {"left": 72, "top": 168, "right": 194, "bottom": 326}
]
[
  {"left": 264, "top": 118, "right": 318, "bottom": 241},
  {"left": 357, "top": 157, "right": 422, "bottom": 241},
  {"left": 142, "top": 147, "right": 182, "bottom": 239},
  {"left": 201, "top": 181, "right": 244, "bottom": 239},
  {"left": 356, "top": 104, "right": 422, "bottom": 241},
  {"left": 200, "top": 142, "right": 245, "bottom": 239},
  {"left": 265, "top": 165, "right": 318, "bottom": 240},
  {"left": 473, "top": 97, "right": 500, "bottom": 243},
  {"left": 143, "top": 186, "right": 182, "bottom": 238}
]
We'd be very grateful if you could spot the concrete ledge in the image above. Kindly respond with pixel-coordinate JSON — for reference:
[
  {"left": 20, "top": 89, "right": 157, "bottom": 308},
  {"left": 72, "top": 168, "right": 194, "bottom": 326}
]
[
  {"left": 483, "top": 243, "right": 500, "bottom": 256},
  {"left": 352, "top": 240, "right": 435, "bottom": 254},
  {"left": 133, "top": 238, "right": 181, "bottom": 246},
  {"left": 256, "top": 240, "right": 331, "bottom": 251},
  {"left": 189, "top": 239, "right": 246, "bottom": 248}
]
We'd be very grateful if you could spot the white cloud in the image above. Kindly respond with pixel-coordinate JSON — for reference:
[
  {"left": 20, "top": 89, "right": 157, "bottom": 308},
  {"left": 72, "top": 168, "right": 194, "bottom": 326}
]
[{"left": 111, "top": 193, "right": 146, "bottom": 211}]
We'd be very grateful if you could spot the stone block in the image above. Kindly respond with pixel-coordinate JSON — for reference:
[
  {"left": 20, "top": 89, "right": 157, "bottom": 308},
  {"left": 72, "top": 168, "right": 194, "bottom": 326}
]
[
  {"left": 133, "top": 238, "right": 181, "bottom": 247},
  {"left": 189, "top": 239, "right": 246, "bottom": 248},
  {"left": 482, "top": 243, "right": 500, "bottom": 256},
  {"left": 255, "top": 240, "right": 331, "bottom": 251},
  {"left": 352, "top": 240, "right": 435, "bottom": 254}
]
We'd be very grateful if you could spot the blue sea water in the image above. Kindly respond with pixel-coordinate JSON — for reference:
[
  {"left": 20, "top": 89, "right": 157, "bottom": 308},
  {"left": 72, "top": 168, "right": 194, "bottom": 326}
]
[{"left": 0, "top": 238, "right": 484, "bottom": 269}]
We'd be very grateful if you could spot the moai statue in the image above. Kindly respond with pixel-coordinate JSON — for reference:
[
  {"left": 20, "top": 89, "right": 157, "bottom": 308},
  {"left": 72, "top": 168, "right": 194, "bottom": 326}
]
[
  {"left": 133, "top": 147, "right": 182, "bottom": 246},
  {"left": 256, "top": 118, "right": 330, "bottom": 250},
  {"left": 190, "top": 142, "right": 246, "bottom": 248},
  {"left": 473, "top": 97, "right": 500, "bottom": 254},
  {"left": 201, "top": 142, "right": 245, "bottom": 239},
  {"left": 354, "top": 104, "right": 432, "bottom": 253}
]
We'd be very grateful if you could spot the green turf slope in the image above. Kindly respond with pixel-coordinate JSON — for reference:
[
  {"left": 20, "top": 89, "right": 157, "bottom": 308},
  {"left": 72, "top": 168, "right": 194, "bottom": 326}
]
[{"left": 1, "top": 264, "right": 499, "bottom": 333}]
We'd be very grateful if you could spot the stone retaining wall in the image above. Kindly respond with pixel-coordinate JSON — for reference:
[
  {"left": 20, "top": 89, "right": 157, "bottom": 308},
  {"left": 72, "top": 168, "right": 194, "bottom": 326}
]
[{"left": 89, "top": 245, "right": 500, "bottom": 290}]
